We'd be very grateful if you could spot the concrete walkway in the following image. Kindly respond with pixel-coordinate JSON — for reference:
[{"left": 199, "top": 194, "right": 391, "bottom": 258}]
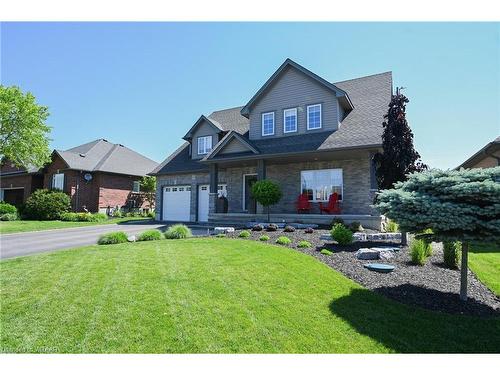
[{"left": 0, "top": 221, "right": 210, "bottom": 259}]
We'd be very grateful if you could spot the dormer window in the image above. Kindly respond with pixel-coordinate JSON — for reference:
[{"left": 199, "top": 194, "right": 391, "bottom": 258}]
[
  {"left": 197, "top": 136, "right": 212, "bottom": 155},
  {"left": 307, "top": 104, "right": 322, "bottom": 130},
  {"left": 261, "top": 112, "right": 275, "bottom": 136},
  {"left": 283, "top": 108, "right": 297, "bottom": 133}
]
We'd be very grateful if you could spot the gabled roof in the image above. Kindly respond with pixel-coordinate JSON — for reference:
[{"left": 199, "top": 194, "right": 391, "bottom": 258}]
[
  {"left": 456, "top": 136, "right": 500, "bottom": 169},
  {"left": 182, "top": 115, "right": 224, "bottom": 141},
  {"left": 240, "top": 58, "right": 354, "bottom": 117},
  {"left": 54, "top": 139, "right": 158, "bottom": 176},
  {"left": 150, "top": 142, "right": 207, "bottom": 175},
  {"left": 203, "top": 131, "right": 259, "bottom": 160}
]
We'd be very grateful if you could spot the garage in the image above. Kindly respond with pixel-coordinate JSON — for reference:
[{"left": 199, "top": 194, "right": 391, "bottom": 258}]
[{"left": 162, "top": 186, "right": 191, "bottom": 222}]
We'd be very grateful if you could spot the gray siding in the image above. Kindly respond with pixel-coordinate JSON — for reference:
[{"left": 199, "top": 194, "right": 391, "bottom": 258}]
[
  {"left": 219, "top": 138, "right": 250, "bottom": 154},
  {"left": 191, "top": 120, "right": 219, "bottom": 160},
  {"left": 249, "top": 66, "right": 340, "bottom": 140}
]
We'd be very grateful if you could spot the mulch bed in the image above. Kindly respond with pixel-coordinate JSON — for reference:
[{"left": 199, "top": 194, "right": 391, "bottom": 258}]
[{"left": 225, "top": 228, "right": 500, "bottom": 318}]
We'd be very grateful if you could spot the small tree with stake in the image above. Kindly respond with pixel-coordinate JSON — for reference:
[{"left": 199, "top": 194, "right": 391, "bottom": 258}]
[
  {"left": 140, "top": 176, "right": 156, "bottom": 212},
  {"left": 251, "top": 180, "right": 282, "bottom": 223},
  {"left": 375, "top": 167, "right": 500, "bottom": 301}
]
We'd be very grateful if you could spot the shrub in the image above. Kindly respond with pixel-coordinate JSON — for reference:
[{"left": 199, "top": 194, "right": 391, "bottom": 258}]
[
  {"left": 250, "top": 180, "right": 282, "bottom": 222},
  {"left": 23, "top": 189, "right": 71, "bottom": 220},
  {"left": 0, "top": 201, "right": 17, "bottom": 215},
  {"left": 284, "top": 225, "right": 296, "bottom": 233},
  {"left": 215, "top": 233, "right": 226, "bottom": 238},
  {"left": 259, "top": 235, "right": 270, "bottom": 241},
  {"left": 330, "top": 223, "right": 353, "bottom": 245},
  {"left": 239, "top": 230, "right": 251, "bottom": 238},
  {"left": 276, "top": 236, "right": 291, "bottom": 245},
  {"left": 385, "top": 220, "right": 399, "bottom": 233},
  {"left": 443, "top": 241, "right": 461, "bottom": 269},
  {"left": 349, "top": 221, "right": 363, "bottom": 232},
  {"left": 147, "top": 211, "right": 155, "bottom": 218},
  {"left": 330, "top": 218, "right": 344, "bottom": 227},
  {"left": 0, "top": 213, "right": 18, "bottom": 221},
  {"left": 304, "top": 227, "right": 314, "bottom": 234},
  {"left": 297, "top": 240, "right": 311, "bottom": 248},
  {"left": 91, "top": 213, "right": 108, "bottom": 222},
  {"left": 164, "top": 224, "right": 192, "bottom": 239},
  {"left": 266, "top": 223, "right": 278, "bottom": 232},
  {"left": 320, "top": 249, "right": 333, "bottom": 256},
  {"left": 112, "top": 209, "right": 123, "bottom": 218},
  {"left": 60, "top": 212, "right": 78, "bottom": 221},
  {"left": 410, "top": 239, "right": 432, "bottom": 265},
  {"left": 137, "top": 229, "right": 162, "bottom": 241},
  {"left": 61, "top": 212, "right": 108, "bottom": 222},
  {"left": 97, "top": 231, "right": 128, "bottom": 245},
  {"left": 252, "top": 224, "right": 263, "bottom": 231}
]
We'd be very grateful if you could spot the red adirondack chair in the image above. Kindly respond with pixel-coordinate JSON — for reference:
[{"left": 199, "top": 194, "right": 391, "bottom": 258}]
[
  {"left": 296, "top": 193, "right": 311, "bottom": 213},
  {"left": 319, "top": 193, "right": 341, "bottom": 214}
]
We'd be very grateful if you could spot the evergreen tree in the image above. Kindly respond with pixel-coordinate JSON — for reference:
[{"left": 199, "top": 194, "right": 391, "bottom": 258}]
[{"left": 374, "top": 88, "right": 427, "bottom": 190}]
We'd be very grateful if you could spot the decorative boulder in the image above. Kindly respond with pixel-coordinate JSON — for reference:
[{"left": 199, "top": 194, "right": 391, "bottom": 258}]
[
  {"left": 127, "top": 235, "right": 136, "bottom": 242},
  {"left": 214, "top": 227, "right": 235, "bottom": 235},
  {"left": 378, "top": 250, "right": 394, "bottom": 261},
  {"left": 356, "top": 248, "right": 380, "bottom": 260}
]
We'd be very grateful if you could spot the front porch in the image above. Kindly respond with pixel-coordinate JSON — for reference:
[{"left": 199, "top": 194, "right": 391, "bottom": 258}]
[{"left": 208, "top": 212, "right": 386, "bottom": 230}]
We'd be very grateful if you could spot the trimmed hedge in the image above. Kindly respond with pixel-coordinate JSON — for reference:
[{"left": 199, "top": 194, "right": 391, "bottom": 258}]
[
  {"left": 97, "top": 231, "right": 128, "bottom": 245},
  {"left": 137, "top": 229, "right": 163, "bottom": 241},
  {"left": 23, "top": 189, "right": 71, "bottom": 220},
  {"left": 60, "top": 212, "right": 108, "bottom": 222},
  {"left": 164, "top": 224, "right": 192, "bottom": 239}
]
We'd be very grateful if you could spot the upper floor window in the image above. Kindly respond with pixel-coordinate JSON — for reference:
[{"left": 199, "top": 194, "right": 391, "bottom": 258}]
[
  {"left": 197, "top": 136, "right": 212, "bottom": 155},
  {"left": 283, "top": 108, "right": 297, "bottom": 133},
  {"left": 261, "top": 112, "right": 275, "bottom": 136},
  {"left": 52, "top": 173, "right": 64, "bottom": 191},
  {"left": 307, "top": 104, "right": 322, "bottom": 130},
  {"left": 132, "top": 181, "right": 141, "bottom": 193}
]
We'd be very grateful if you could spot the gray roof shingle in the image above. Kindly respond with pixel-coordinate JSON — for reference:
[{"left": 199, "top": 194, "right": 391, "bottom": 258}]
[
  {"left": 154, "top": 70, "right": 392, "bottom": 174},
  {"left": 56, "top": 139, "right": 158, "bottom": 176}
]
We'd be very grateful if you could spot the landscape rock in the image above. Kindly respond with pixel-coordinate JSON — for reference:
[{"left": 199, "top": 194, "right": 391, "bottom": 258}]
[
  {"left": 214, "top": 227, "right": 235, "bottom": 235},
  {"left": 127, "top": 235, "right": 136, "bottom": 242},
  {"left": 356, "top": 248, "right": 380, "bottom": 260}
]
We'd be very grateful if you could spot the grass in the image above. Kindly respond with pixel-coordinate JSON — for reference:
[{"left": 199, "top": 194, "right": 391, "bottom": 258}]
[
  {"left": 1, "top": 238, "right": 498, "bottom": 353},
  {"left": 469, "top": 243, "right": 500, "bottom": 297},
  {"left": 0, "top": 217, "right": 149, "bottom": 234}
]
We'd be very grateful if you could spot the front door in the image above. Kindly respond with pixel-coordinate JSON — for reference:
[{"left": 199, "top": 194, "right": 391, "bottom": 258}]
[{"left": 243, "top": 174, "right": 257, "bottom": 213}]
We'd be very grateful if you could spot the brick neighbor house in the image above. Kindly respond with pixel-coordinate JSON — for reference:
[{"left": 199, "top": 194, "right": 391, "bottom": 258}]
[
  {"left": 456, "top": 136, "right": 500, "bottom": 169},
  {"left": 1, "top": 139, "right": 158, "bottom": 213}
]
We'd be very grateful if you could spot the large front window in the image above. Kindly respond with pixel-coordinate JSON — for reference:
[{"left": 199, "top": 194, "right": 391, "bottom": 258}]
[
  {"left": 307, "top": 104, "right": 322, "bottom": 130},
  {"left": 261, "top": 112, "right": 275, "bottom": 136},
  {"left": 301, "top": 169, "right": 343, "bottom": 201},
  {"left": 197, "top": 136, "right": 212, "bottom": 155},
  {"left": 283, "top": 108, "right": 297, "bottom": 133},
  {"left": 52, "top": 173, "right": 64, "bottom": 191}
]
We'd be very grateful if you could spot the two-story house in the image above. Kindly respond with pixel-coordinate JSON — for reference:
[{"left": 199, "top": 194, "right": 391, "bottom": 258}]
[{"left": 151, "top": 59, "right": 392, "bottom": 229}]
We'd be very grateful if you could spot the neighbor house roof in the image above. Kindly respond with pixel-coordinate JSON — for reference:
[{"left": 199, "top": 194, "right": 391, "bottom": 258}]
[
  {"left": 456, "top": 136, "right": 500, "bottom": 169},
  {"left": 154, "top": 68, "right": 392, "bottom": 174},
  {"left": 54, "top": 139, "right": 158, "bottom": 176}
]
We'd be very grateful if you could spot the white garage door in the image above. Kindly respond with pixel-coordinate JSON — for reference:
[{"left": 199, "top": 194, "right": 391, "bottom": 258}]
[
  {"left": 198, "top": 184, "right": 227, "bottom": 222},
  {"left": 162, "top": 186, "right": 191, "bottom": 222}
]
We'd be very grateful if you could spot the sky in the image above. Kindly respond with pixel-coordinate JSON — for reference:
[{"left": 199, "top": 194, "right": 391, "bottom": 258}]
[{"left": 1, "top": 22, "right": 499, "bottom": 169}]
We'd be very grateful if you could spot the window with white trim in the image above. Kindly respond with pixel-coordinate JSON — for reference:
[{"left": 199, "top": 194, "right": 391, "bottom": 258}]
[
  {"left": 283, "top": 108, "right": 297, "bottom": 133},
  {"left": 52, "top": 173, "right": 64, "bottom": 191},
  {"left": 197, "top": 136, "right": 212, "bottom": 155},
  {"left": 307, "top": 104, "right": 322, "bottom": 130},
  {"left": 301, "top": 169, "right": 343, "bottom": 201},
  {"left": 132, "top": 181, "right": 141, "bottom": 193},
  {"left": 261, "top": 112, "right": 275, "bottom": 136}
]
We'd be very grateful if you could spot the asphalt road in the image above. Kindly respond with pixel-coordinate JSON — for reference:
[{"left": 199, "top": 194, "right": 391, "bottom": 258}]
[{"left": 0, "top": 221, "right": 210, "bottom": 259}]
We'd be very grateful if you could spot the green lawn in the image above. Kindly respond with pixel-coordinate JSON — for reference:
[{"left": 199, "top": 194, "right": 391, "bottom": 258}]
[
  {"left": 469, "top": 243, "right": 500, "bottom": 296},
  {"left": 1, "top": 238, "right": 498, "bottom": 353},
  {"left": 0, "top": 217, "right": 149, "bottom": 234}
]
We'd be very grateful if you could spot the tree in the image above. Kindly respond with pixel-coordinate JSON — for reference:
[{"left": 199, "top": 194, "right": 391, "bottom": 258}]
[
  {"left": 250, "top": 180, "right": 282, "bottom": 223},
  {"left": 373, "top": 88, "right": 427, "bottom": 190},
  {"left": 140, "top": 176, "right": 156, "bottom": 211},
  {"left": 375, "top": 167, "right": 500, "bottom": 301},
  {"left": 0, "top": 85, "right": 52, "bottom": 169}
]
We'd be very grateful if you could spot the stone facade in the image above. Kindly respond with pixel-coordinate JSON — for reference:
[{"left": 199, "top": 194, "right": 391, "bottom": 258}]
[{"left": 156, "top": 152, "right": 378, "bottom": 221}]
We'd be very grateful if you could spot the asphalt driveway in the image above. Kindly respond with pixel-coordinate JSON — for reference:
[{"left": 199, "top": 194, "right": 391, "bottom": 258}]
[{"left": 0, "top": 221, "right": 210, "bottom": 259}]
